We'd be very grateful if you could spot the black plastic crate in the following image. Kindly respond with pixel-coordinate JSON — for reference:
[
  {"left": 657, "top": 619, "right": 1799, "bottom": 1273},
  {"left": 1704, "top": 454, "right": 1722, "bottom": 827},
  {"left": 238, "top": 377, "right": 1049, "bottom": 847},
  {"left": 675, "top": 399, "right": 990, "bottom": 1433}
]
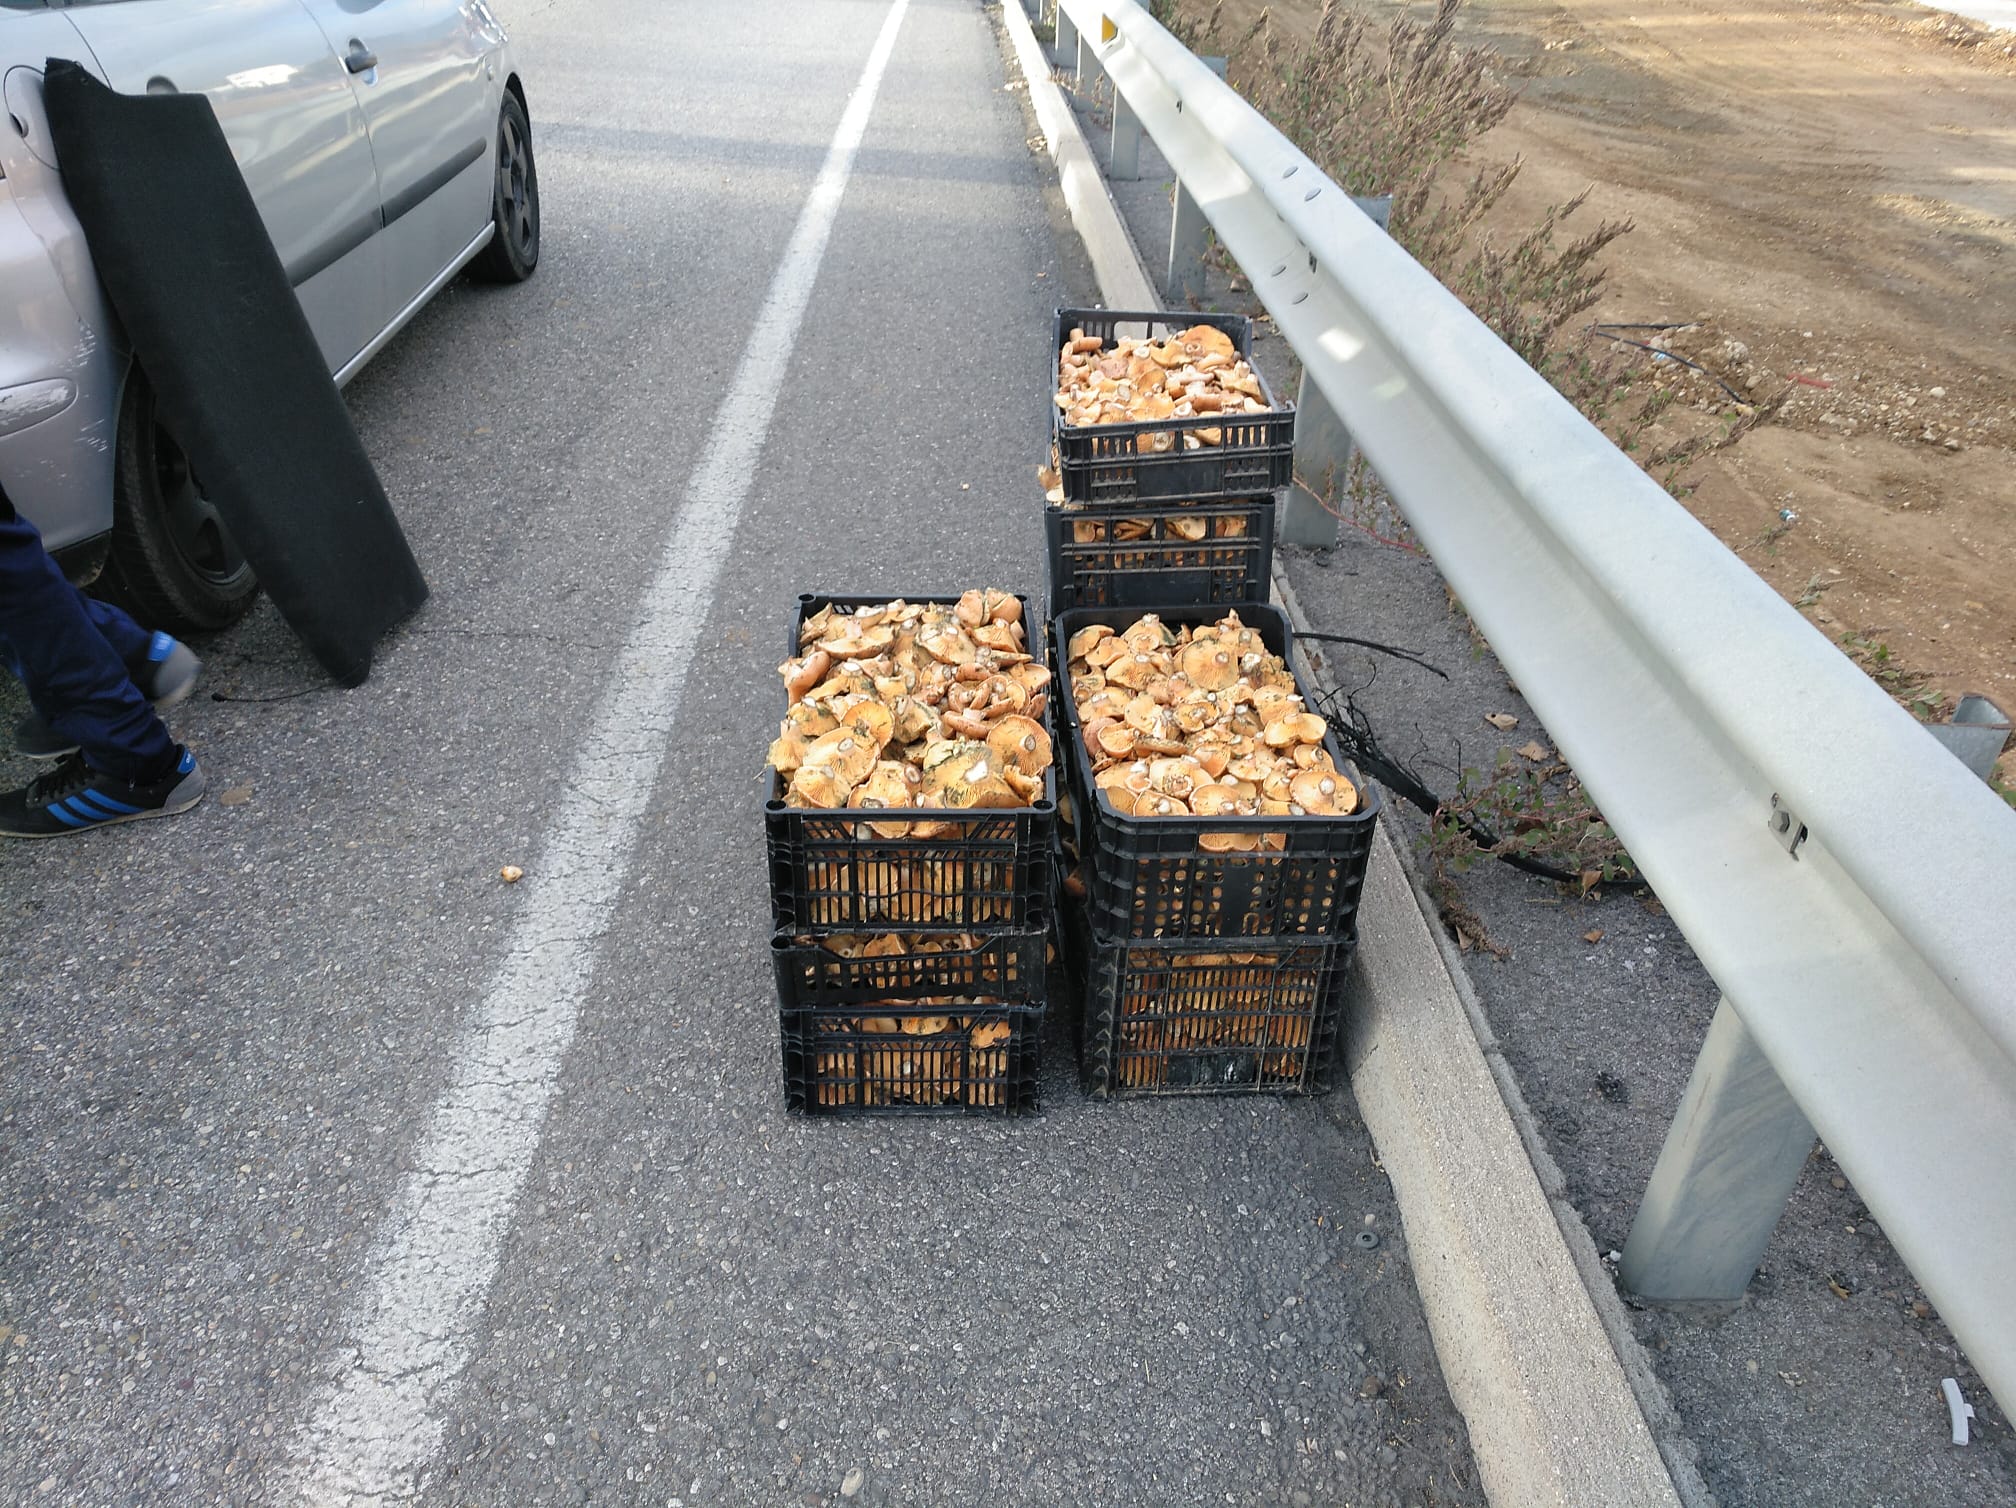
[
  {"left": 1051, "top": 308, "right": 1295, "bottom": 505},
  {"left": 771, "top": 929, "right": 1048, "bottom": 1008},
  {"left": 1063, "top": 898, "right": 1353, "bottom": 1098},
  {"left": 1044, "top": 497, "right": 1274, "bottom": 615},
  {"left": 780, "top": 1006, "right": 1045, "bottom": 1116},
  {"left": 774, "top": 923, "right": 1048, "bottom": 1112},
  {"left": 767, "top": 593, "right": 1058, "bottom": 933},
  {"left": 774, "top": 927, "right": 1048, "bottom": 1116},
  {"left": 1055, "top": 601, "right": 1379, "bottom": 941}
]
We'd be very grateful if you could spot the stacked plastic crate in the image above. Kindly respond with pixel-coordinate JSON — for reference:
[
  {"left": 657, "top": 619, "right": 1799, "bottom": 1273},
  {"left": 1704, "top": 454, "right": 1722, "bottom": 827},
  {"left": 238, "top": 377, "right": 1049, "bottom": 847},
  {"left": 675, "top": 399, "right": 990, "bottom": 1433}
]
[
  {"left": 1045, "top": 311, "right": 1381, "bottom": 1097},
  {"left": 768, "top": 594, "right": 1058, "bottom": 1115},
  {"left": 1044, "top": 308, "right": 1291, "bottom": 614}
]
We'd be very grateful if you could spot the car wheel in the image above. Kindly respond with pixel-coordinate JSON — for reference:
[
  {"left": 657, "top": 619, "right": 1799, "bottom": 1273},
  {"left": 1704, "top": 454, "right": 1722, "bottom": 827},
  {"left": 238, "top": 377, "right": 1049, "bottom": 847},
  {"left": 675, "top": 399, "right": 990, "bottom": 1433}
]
[
  {"left": 98, "top": 368, "right": 258, "bottom": 633},
  {"left": 470, "top": 90, "right": 539, "bottom": 283}
]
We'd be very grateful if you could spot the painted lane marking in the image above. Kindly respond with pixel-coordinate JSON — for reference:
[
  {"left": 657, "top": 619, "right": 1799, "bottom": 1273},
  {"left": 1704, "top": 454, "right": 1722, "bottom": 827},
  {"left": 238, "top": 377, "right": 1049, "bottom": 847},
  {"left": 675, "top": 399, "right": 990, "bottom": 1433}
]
[{"left": 282, "top": 2, "right": 913, "bottom": 1499}]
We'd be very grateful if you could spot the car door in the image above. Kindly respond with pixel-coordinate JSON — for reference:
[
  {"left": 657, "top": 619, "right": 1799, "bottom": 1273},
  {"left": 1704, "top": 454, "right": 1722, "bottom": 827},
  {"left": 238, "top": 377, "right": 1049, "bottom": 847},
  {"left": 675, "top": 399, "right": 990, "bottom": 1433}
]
[
  {"left": 295, "top": 0, "right": 495, "bottom": 320},
  {"left": 60, "top": 0, "right": 387, "bottom": 373}
]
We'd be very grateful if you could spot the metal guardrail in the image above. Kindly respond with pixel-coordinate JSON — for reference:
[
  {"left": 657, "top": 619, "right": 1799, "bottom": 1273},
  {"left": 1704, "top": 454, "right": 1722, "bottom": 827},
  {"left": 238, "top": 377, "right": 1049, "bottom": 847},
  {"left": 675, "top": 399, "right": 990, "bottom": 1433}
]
[{"left": 1044, "top": 0, "right": 2016, "bottom": 1408}]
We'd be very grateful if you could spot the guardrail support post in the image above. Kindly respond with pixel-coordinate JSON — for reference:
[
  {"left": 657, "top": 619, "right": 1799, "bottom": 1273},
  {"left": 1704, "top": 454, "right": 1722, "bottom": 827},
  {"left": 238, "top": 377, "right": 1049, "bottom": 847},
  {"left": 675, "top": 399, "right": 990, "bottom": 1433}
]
[
  {"left": 1283, "top": 373, "right": 1349, "bottom": 547},
  {"left": 1167, "top": 181, "right": 1209, "bottom": 303},
  {"left": 1111, "top": 93, "right": 1141, "bottom": 180},
  {"left": 1619, "top": 997, "right": 1816, "bottom": 1300},
  {"left": 1053, "top": 7, "right": 1077, "bottom": 70},
  {"left": 1281, "top": 197, "right": 1391, "bottom": 547},
  {"left": 1076, "top": 27, "right": 1102, "bottom": 90},
  {"left": 1925, "top": 694, "right": 2011, "bottom": 782}
]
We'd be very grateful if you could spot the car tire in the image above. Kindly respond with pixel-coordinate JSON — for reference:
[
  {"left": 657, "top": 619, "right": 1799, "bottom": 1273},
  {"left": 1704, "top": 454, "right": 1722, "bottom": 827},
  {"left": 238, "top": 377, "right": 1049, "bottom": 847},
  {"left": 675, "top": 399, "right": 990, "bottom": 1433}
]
[
  {"left": 469, "top": 90, "right": 539, "bottom": 284},
  {"left": 98, "top": 367, "right": 259, "bottom": 634}
]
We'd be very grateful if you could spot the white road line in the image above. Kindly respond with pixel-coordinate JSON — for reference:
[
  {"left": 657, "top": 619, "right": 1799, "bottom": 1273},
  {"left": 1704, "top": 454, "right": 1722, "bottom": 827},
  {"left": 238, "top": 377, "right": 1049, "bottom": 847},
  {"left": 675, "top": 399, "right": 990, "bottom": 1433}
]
[{"left": 281, "top": 2, "right": 911, "bottom": 1499}]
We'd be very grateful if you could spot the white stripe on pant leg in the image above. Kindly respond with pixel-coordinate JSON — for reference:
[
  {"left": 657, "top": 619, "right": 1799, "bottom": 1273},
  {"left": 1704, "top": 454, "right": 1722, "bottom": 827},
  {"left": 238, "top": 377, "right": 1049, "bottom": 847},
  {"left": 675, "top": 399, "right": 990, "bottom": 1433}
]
[{"left": 281, "top": 3, "right": 912, "bottom": 1500}]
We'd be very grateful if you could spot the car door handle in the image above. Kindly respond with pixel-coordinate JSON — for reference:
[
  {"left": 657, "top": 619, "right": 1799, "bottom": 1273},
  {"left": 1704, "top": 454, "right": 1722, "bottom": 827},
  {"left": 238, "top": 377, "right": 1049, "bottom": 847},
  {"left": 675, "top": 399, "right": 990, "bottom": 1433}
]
[{"left": 344, "top": 41, "right": 378, "bottom": 74}]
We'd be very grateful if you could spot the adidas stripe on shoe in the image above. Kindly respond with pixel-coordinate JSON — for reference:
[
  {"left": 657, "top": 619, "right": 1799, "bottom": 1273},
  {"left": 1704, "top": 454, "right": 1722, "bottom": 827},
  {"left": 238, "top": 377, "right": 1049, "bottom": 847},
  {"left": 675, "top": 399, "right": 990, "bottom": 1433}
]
[{"left": 0, "top": 746, "right": 205, "bottom": 839}]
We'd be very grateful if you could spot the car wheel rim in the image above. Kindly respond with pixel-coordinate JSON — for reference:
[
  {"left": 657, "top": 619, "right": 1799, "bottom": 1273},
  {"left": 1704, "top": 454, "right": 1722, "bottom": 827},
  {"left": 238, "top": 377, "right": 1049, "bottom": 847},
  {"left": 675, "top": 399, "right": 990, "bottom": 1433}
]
[
  {"left": 498, "top": 115, "right": 536, "bottom": 258},
  {"left": 151, "top": 416, "right": 245, "bottom": 584}
]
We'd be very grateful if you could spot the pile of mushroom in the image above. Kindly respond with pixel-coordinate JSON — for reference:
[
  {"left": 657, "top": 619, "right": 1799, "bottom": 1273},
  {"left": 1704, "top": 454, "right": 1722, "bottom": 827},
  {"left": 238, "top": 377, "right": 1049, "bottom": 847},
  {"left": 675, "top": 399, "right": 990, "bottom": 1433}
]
[
  {"left": 769, "top": 592, "right": 1055, "bottom": 822},
  {"left": 1053, "top": 323, "right": 1272, "bottom": 451},
  {"left": 1063, "top": 611, "right": 1359, "bottom": 849}
]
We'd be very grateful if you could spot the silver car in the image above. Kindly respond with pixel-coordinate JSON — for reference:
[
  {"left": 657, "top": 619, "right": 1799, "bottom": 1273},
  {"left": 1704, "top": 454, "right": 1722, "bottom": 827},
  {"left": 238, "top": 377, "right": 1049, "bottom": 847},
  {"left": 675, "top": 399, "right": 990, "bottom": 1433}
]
[{"left": 0, "top": 0, "right": 539, "bottom": 629}]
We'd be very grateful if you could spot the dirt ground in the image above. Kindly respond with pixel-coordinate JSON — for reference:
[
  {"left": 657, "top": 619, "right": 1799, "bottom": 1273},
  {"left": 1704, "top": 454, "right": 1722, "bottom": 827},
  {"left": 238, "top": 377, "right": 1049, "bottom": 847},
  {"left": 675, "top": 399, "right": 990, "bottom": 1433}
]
[{"left": 1213, "top": 0, "right": 2016, "bottom": 776}]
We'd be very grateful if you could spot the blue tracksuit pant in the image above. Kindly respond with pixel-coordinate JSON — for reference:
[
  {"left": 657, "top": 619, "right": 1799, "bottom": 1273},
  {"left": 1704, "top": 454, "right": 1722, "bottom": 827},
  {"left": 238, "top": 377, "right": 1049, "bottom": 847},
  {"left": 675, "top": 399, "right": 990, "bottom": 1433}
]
[{"left": 0, "top": 485, "right": 174, "bottom": 784}]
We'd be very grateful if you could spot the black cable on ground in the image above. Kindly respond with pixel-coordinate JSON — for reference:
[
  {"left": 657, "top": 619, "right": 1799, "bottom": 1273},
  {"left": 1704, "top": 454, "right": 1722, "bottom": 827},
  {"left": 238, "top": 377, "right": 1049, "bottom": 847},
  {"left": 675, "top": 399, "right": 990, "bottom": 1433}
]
[
  {"left": 1584, "top": 328, "right": 1751, "bottom": 406},
  {"left": 1312, "top": 679, "right": 1648, "bottom": 892},
  {"left": 1296, "top": 630, "right": 1451, "bottom": 680}
]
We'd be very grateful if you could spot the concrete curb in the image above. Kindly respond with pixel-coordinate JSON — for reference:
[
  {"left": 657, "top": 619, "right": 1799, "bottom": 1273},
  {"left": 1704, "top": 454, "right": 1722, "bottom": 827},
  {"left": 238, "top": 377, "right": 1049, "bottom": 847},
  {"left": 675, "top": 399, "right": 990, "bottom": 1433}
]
[
  {"left": 1000, "top": 0, "right": 1159, "bottom": 311},
  {"left": 997, "top": 4, "right": 1701, "bottom": 1504},
  {"left": 1282, "top": 572, "right": 1709, "bottom": 1508}
]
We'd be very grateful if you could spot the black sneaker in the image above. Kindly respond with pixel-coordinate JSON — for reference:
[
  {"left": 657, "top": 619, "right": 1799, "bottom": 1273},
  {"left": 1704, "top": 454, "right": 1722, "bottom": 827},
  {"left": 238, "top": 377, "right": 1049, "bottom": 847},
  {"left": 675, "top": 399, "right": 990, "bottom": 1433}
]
[
  {"left": 13, "top": 632, "right": 202, "bottom": 760},
  {"left": 0, "top": 746, "right": 205, "bottom": 839}
]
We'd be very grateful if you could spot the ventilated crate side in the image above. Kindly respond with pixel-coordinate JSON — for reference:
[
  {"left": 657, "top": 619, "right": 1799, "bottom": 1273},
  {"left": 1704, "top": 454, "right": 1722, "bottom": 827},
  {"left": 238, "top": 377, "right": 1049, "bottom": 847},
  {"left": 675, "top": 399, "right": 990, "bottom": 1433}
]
[
  {"left": 766, "top": 809, "right": 1055, "bottom": 932},
  {"left": 1044, "top": 497, "right": 1274, "bottom": 615},
  {"left": 771, "top": 929, "right": 1047, "bottom": 1007},
  {"left": 1066, "top": 905, "right": 1352, "bottom": 1099},
  {"left": 780, "top": 1005, "right": 1044, "bottom": 1117}
]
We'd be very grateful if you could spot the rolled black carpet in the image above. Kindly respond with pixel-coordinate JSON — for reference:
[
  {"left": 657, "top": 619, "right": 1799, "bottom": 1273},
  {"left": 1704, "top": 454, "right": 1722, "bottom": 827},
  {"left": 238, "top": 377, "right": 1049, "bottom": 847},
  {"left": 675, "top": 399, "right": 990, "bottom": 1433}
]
[{"left": 42, "top": 59, "right": 427, "bottom": 687}]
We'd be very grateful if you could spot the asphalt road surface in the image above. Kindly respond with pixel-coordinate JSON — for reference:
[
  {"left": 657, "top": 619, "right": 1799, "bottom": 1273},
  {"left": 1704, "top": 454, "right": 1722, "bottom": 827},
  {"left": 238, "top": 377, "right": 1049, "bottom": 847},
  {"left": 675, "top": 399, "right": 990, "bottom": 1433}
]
[{"left": 0, "top": 3, "right": 1483, "bottom": 1504}]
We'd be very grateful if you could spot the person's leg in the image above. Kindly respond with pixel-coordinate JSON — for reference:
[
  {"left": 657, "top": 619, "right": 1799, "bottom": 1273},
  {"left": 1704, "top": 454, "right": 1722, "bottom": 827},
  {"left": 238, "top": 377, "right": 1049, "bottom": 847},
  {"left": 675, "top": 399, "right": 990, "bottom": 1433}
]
[
  {"left": 76, "top": 589, "right": 154, "bottom": 668},
  {"left": 0, "top": 488, "right": 175, "bottom": 784},
  {"left": 11, "top": 591, "right": 202, "bottom": 760}
]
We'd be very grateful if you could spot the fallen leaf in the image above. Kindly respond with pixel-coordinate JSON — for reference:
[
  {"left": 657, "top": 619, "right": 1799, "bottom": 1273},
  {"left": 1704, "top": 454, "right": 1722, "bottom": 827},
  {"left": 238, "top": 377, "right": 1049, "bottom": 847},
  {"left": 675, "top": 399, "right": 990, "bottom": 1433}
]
[
  {"left": 500, "top": 865, "right": 525, "bottom": 884},
  {"left": 1828, "top": 1277, "right": 1853, "bottom": 1301},
  {"left": 1579, "top": 869, "right": 1602, "bottom": 895},
  {"left": 1484, "top": 712, "right": 1519, "bottom": 731},
  {"left": 1583, "top": 928, "right": 1604, "bottom": 944},
  {"left": 218, "top": 785, "right": 253, "bottom": 807},
  {"left": 1517, "top": 741, "right": 1550, "bottom": 762}
]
